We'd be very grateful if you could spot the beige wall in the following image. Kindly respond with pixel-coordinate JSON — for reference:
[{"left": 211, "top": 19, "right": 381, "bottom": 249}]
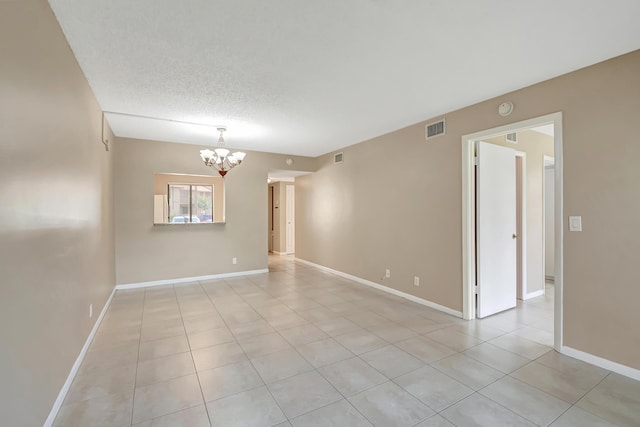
[
  {"left": 297, "top": 50, "right": 640, "bottom": 370},
  {"left": 114, "top": 137, "right": 315, "bottom": 284},
  {"left": 485, "top": 130, "right": 554, "bottom": 296},
  {"left": 154, "top": 173, "right": 225, "bottom": 222},
  {"left": 0, "top": 1, "right": 115, "bottom": 425}
]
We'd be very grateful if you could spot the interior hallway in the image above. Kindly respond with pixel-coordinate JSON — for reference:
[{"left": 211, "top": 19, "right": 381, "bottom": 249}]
[{"left": 53, "top": 256, "right": 639, "bottom": 426}]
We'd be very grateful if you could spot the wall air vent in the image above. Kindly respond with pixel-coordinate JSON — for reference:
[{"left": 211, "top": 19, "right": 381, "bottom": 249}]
[
  {"left": 506, "top": 132, "right": 518, "bottom": 143},
  {"left": 334, "top": 152, "right": 343, "bottom": 164},
  {"left": 426, "top": 119, "right": 445, "bottom": 140}
]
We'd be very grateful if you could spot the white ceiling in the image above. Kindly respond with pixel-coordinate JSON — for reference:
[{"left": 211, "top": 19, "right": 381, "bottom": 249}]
[{"left": 49, "top": 0, "right": 640, "bottom": 157}]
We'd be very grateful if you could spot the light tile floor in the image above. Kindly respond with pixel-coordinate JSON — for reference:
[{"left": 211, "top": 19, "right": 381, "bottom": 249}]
[{"left": 53, "top": 256, "right": 640, "bottom": 427}]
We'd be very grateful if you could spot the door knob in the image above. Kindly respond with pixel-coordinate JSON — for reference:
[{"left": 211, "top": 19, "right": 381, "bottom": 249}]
[{"left": 512, "top": 233, "right": 518, "bottom": 239}]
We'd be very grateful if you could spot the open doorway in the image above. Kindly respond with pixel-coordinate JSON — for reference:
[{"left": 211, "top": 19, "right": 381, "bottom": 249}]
[
  {"left": 267, "top": 170, "right": 311, "bottom": 257},
  {"left": 462, "top": 112, "right": 563, "bottom": 351}
]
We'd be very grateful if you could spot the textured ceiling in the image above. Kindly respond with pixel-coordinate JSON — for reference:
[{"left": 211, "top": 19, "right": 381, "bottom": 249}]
[{"left": 49, "top": 0, "right": 640, "bottom": 156}]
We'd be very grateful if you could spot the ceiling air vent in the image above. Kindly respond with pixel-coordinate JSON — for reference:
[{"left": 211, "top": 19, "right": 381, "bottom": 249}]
[
  {"left": 426, "top": 119, "right": 445, "bottom": 140},
  {"left": 506, "top": 132, "right": 518, "bottom": 143},
  {"left": 334, "top": 152, "right": 344, "bottom": 164}
]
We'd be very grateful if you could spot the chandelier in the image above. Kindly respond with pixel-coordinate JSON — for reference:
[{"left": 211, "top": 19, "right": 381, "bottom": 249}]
[{"left": 199, "top": 126, "right": 246, "bottom": 177}]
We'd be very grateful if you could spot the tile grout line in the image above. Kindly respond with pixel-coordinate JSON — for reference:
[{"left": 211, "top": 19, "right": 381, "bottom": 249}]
[
  {"left": 199, "top": 277, "right": 291, "bottom": 425},
  {"left": 129, "top": 287, "right": 147, "bottom": 426},
  {"left": 174, "top": 282, "right": 214, "bottom": 427}
]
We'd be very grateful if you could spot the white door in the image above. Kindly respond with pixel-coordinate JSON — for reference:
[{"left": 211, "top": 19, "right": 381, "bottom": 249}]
[
  {"left": 285, "top": 185, "right": 295, "bottom": 254},
  {"left": 477, "top": 141, "right": 517, "bottom": 318}
]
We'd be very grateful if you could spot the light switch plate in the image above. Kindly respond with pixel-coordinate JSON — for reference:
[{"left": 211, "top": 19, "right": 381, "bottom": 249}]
[{"left": 569, "top": 216, "right": 582, "bottom": 232}]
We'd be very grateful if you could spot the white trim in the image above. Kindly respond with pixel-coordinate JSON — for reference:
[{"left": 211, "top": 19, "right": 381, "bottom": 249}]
[
  {"left": 43, "top": 287, "right": 117, "bottom": 427},
  {"left": 562, "top": 346, "right": 640, "bottom": 381},
  {"left": 271, "top": 251, "right": 288, "bottom": 256},
  {"left": 515, "top": 151, "right": 527, "bottom": 300},
  {"left": 295, "top": 258, "right": 462, "bottom": 318},
  {"left": 522, "top": 289, "right": 544, "bottom": 300},
  {"left": 461, "top": 112, "right": 564, "bottom": 352},
  {"left": 116, "top": 269, "right": 269, "bottom": 290}
]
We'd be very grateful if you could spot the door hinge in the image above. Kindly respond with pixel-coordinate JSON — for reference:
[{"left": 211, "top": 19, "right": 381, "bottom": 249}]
[
  {"left": 474, "top": 285, "right": 478, "bottom": 294},
  {"left": 473, "top": 156, "right": 479, "bottom": 166}
]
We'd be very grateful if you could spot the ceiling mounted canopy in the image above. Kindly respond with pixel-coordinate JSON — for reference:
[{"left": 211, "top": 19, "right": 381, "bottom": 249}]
[{"left": 200, "top": 127, "right": 246, "bottom": 177}]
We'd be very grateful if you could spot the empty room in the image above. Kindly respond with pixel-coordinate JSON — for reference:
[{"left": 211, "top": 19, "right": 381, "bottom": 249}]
[{"left": 1, "top": 1, "right": 640, "bottom": 426}]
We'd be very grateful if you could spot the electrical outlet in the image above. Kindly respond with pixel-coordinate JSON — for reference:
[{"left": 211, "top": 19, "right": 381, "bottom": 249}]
[
  {"left": 232, "top": 257, "right": 237, "bottom": 265},
  {"left": 89, "top": 304, "right": 93, "bottom": 318},
  {"left": 414, "top": 276, "right": 420, "bottom": 287},
  {"left": 385, "top": 269, "right": 391, "bottom": 278}
]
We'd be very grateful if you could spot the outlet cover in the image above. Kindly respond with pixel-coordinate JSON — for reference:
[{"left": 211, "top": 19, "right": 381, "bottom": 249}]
[
  {"left": 232, "top": 257, "right": 238, "bottom": 265},
  {"left": 89, "top": 304, "right": 93, "bottom": 318},
  {"left": 414, "top": 276, "right": 420, "bottom": 286},
  {"left": 385, "top": 269, "right": 391, "bottom": 278}
]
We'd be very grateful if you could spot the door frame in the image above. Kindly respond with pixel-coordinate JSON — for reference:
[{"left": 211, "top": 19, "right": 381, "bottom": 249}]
[
  {"left": 543, "top": 156, "right": 556, "bottom": 283},
  {"left": 285, "top": 184, "right": 295, "bottom": 254},
  {"left": 514, "top": 151, "right": 527, "bottom": 300},
  {"left": 462, "top": 112, "right": 564, "bottom": 351}
]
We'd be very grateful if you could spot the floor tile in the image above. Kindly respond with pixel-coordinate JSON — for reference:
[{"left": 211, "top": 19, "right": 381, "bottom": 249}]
[
  {"left": 140, "top": 323, "right": 185, "bottom": 343},
  {"left": 318, "top": 357, "right": 388, "bottom": 396},
  {"left": 480, "top": 376, "right": 571, "bottom": 425},
  {"left": 426, "top": 328, "right": 483, "bottom": 352},
  {"left": 314, "top": 317, "right": 361, "bottom": 336},
  {"left": 132, "top": 374, "right": 203, "bottom": 423},
  {"left": 278, "top": 323, "right": 328, "bottom": 346},
  {"left": 79, "top": 342, "right": 139, "bottom": 374},
  {"left": 296, "top": 338, "right": 354, "bottom": 368},
  {"left": 449, "top": 322, "right": 506, "bottom": 341},
  {"left": 394, "top": 335, "right": 455, "bottom": 362},
  {"left": 432, "top": 353, "right": 504, "bottom": 390},
  {"left": 191, "top": 341, "right": 247, "bottom": 372},
  {"left": 511, "top": 361, "right": 602, "bottom": 403},
  {"left": 250, "top": 348, "right": 313, "bottom": 383},
  {"left": 348, "top": 381, "right": 434, "bottom": 427},
  {"left": 367, "top": 322, "right": 418, "bottom": 343},
  {"left": 489, "top": 333, "right": 551, "bottom": 360},
  {"left": 206, "top": 386, "right": 286, "bottom": 427},
  {"left": 333, "top": 329, "right": 389, "bottom": 355},
  {"left": 65, "top": 363, "right": 136, "bottom": 404},
  {"left": 132, "top": 404, "right": 210, "bottom": 427},
  {"left": 440, "top": 393, "right": 535, "bottom": 426},
  {"left": 290, "top": 399, "right": 373, "bottom": 427},
  {"left": 268, "top": 371, "right": 342, "bottom": 418},
  {"left": 138, "top": 335, "right": 190, "bottom": 362},
  {"left": 187, "top": 326, "right": 235, "bottom": 350},
  {"left": 228, "top": 319, "right": 276, "bottom": 339},
  {"left": 238, "top": 332, "right": 292, "bottom": 358},
  {"left": 135, "top": 352, "right": 195, "bottom": 387},
  {"left": 199, "top": 360, "right": 264, "bottom": 401},
  {"left": 576, "top": 372, "right": 640, "bottom": 426},
  {"left": 394, "top": 366, "right": 473, "bottom": 412},
  {"left": 511, "top": 325, "right": 554, "bottom": 347},
  {"left": 182, "top": 315, "right": 227, "bottom": 335},
  {"left": 536, "top": 350, "right": 609, "bottom": 381},
  {"left": 360, "top": 345, "right": 425, "bottom": 378},
  {"left": 464, "top": 342, "right": 530, "bottom": 374},
  {"left": 549, "top": 406, "right": 619, "bottom": 427},
  {"left": 61, "top": 256, "right": 640, "bottom": 427},
  {"left": 54, "top": 390, "right": 133, "bottom": 427},
  {"left": 413, "top": 414, "right": 456, "bottom": 427}
]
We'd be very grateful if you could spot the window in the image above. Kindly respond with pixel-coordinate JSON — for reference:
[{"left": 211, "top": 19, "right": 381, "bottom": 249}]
[{"left": 168, "top": 184, "right": 213, "bottom": 223}]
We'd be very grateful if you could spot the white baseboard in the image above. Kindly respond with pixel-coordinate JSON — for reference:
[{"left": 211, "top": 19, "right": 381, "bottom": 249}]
[
  {"left": 562, "top": 346, "right": 640, "bottom": 381},
  {"left": 116, "top": 269, "right": 269, "bottom": 290},
  {"left": 522, "top": 289, "right": 545, "bottom": 300},
  {"left": 295, "top": 258, "right": 462, "bottom": 318},
  {"left": 43, "top": 286, "right": 117, "bottom": 427}
]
